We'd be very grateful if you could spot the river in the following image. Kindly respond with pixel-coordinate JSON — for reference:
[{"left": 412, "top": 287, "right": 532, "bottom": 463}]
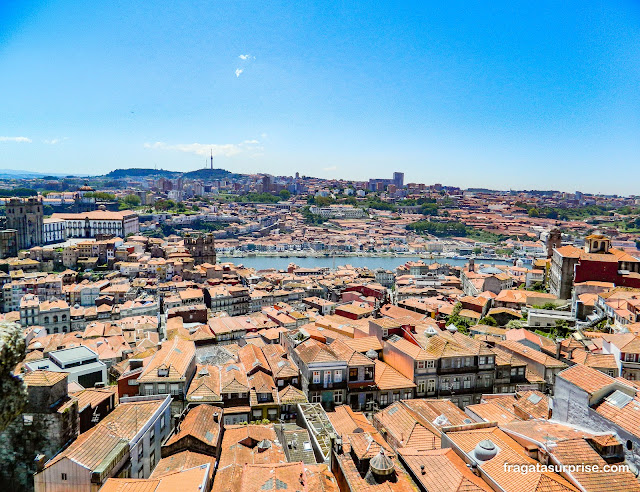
[{"left": 217, "top": 255, "right": 515, "bottom": 271}]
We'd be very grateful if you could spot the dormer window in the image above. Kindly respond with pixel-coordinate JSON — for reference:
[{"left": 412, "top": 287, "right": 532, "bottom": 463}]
[{"left": 157, "top": 367, "right": 169, "bottom": 377}]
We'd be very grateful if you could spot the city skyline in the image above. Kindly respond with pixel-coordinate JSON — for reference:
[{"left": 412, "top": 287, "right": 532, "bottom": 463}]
[{"left": 1, "top": 1, "right": 639, "bottom": 194}]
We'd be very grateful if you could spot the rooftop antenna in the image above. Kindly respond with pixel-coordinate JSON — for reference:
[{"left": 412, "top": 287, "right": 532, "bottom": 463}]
[{"left": 210, "top": 149, "right": 213, "bottom": 170}]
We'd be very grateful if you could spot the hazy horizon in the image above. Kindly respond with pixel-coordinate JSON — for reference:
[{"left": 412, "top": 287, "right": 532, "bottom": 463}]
[{"left": 1, "top": 1, "right": 639, "bottom": 194}]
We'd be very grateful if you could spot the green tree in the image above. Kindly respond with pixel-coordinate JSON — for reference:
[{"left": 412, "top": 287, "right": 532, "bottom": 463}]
[
  {"left": 528, "top": 208, "right": 539, "bottom": 217},
  {"left": 279, "top": 189, "right": 291, "bottom": 200},
  {"left": 122, "top": 194, "right": 141, "bottom": 207},
  {"left": 505, "top": 319, "right": 525, "bottom": 330},
  {"left": 479, "top": 316, "right": 498, "bottom": 326}
]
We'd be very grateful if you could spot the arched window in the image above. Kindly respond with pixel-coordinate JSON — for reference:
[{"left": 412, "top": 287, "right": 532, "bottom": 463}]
[
  {"left": 53, "top": 315, "right": 58, "bottom": 323},
  {"left": 44, "top": 316, "right": 49, "bottom": 324},
  {"left": 62, "top": 314, "right": 67, "bottom": 321}
]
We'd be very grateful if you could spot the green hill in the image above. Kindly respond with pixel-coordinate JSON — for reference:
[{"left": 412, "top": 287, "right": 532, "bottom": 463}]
[
  {"left": 104, "top": 168, "right": 234, "bottom": 180},
  {"left": 105, "top": 168, "right": 180, "bottom": 179}
]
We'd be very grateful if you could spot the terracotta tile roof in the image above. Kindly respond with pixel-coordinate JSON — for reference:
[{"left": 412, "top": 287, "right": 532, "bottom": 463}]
[
  {"left": 497, "top": 340, "right": 567, "bottom": 368},
  {"left": 374, "top": 401, "right": 441, "bottom": 451},
  {"left": 399, "top": 447, "right": 492, "bottom": 492},
  {"left": 70, "top": 387, "right": 116, "bottom": 411},
  {"left": 101, "top": 464, "right": 210, "bottom": 492},
  {"left": 149, "top": 450, "right": 215, "bottom": 479},
  {"left": 165, "top": 404, "right": 222, "bottom": 449},
  {"left": 218, "top": 424, "right": 286, "bottom": 467},
  {"left": 343, "top": 336, "right": 383, "bottom": 353},
  {"left": 138, "top": 337, "right": 195, "bottom": 383},
  {"left": 294, "top": 338, "right": 342, "bottom": 364},
  {"left": 385, "top": 336, "right": 435, "bottom": 361},
  {"left": 551, "top": 439, "right": 640, "bottom": 492},
  {"left": 233, "top": 462, "right": 339, "bottom": 492},
  {"left": 23, "top": 369, "right": 68, "bottom": 387},
  {"left": 401, "top": 399, "right": 469, "bottom": 428},
  {"left": 446, "top": 425, "right": 577, "bottom": 492},
  {"left": 374, "top": 360, "right": 416, "bottom": 391},
  {"left": 237, "top": 344, "right": 270, "bottom": 374},
  {"left": 330, "top": 339, "right": 375, "bottom": 367},
  {"left": 466, "top": 401, "right": 519, "bottom": 424},
  {"left": 594, "top": 393, "right": 640, "bottom": 439},
  {"left": 278, "top": 384, "right": 308, "bottom": 404},
  {"left": 557, "top": 364, "right": 616, "bottom": 395},
  {"left": 46, "top": 399, "right": 166, "bottom": 471},
  {"left": 220, "top": 362, "right": 250, "bottom": 394},
  {"left": 186, "top": 365, "right": 221, "bottom": 402}
]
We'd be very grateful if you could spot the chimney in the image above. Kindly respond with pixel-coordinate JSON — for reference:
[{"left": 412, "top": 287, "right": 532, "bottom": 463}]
[
  {"left": 555, "top": 342, "right": 561, "bottom": 360},
  {"left": 524, "top": 444, "right": 538, "bottom": 461},
  {"left": 34, "top": 454, "right": 46, "bottom": 472}
]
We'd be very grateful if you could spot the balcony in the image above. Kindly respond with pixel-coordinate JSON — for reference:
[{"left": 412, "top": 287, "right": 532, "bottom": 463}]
[
  {"left": 437, "top": 365, "right": 478, "bottom": 375},
  {"left": 308, "top": 381, "right": 347, "bottom": 391}
]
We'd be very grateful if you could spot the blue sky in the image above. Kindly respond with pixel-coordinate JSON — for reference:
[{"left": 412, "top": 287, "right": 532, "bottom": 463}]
[{"left": 1, "top": 1, "right": 639, "bottom": 194}]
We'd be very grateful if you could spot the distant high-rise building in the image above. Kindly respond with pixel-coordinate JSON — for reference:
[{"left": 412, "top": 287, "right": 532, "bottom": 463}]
[
  {"left": 393, "top": 172, "right": 404, "bottom": 188},
  {"left": 5, "top": 197, "right": 44, "bottom": 250},
  {"left": 262, "top": 175, "right": 272, "bottom": 193}
]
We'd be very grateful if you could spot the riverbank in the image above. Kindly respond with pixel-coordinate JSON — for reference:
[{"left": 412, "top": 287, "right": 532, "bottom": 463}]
[{"left": 217, "top": 254, "right": 516, "bottom": 271}]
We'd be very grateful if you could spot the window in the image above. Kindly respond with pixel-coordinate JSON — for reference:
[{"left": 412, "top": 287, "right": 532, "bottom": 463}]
[
  {"left": 334, "top": 391, "right": 343, "bottom": 404},
  {"left": 392, "top": 392, "right": 400, "bottom": 402},
  {"left": 252, "top": 409, "right": 262, "bottom": 420},
  {"left": 453, "top": 377, "right": 460, "bottom": 390},
  {"left": 61, "top": 473, "right": 68, "bottom": 481},
  {"left": 463, "top": 376, "right": 471, "bottom": 389},
  {"left": 157, "top": 383, "right": 167, "bottom": 394},
  {"left": 170, "top": 383, "right": 180, "bottom": 396},
  {"left": 349, "top": 368, "right": 358, "bottom": 381},
  {"left": 427, "top": 379, "right": 436, "bottom": 392},
  {"left": 479, "top": 356, "right": 487, "bottom": 365},
  {"left": 427, "top": 360, "right": 435, "bottom": 369},
  {"left": 418, "top": 380, "right": 426, "bottom": 394},
  {"left": 417, "top": 361, "right": 426, "bottom": 369},
  {"left": 160, "top": 414, "right": 166, "bottom": 431},
  {"left": 379, "top": 393, "right": 388, "bottom": 406},
  {"left": 334, "top": 370, "right": 342, "bottom": 383},
  {"left": 441, "top": 379, "right": 450, "bottom": 390},
  {"left": 138, "top": 445, "right": 144, "bottom": 461},
  {"left": 404, "top": 391, "right": 412, "bottom": 399},
  {"left": 150, "top": 450, "right": 156, "bottom": 470},
  {"left": 510, "top": 368, "right": 517, "bottom": 376},
  {"left": 324, "top": 371, "right": 332, "bottom": 386},
  {"left": 364, "top": 366, "right": 374, "bottom": 380},
  {"left": 278, "top": 379, "right": 284, "bottom": 387},
  {"left": 311, "top": 393, "right": 321, "bottom": 403},
  {"left": 313, "top": 371, "right": 321, "bottom": 384},
  {"left": 150, "top": 427, "right": 155, "bottom": 444}
]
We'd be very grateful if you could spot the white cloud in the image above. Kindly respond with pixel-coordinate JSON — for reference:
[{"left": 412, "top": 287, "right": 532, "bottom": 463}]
[
  {"left": 235, "top": 68, "right": 243, "bottom": 78},
  {"left": 239, "top": 54, "right": 254, "bottom": 60},
  {"left": 144, "top": 139, "right": 262, "bottom": 158},
  {"left": 43, "top": 137, "right": 68, "bottom": 145},
  {"left": 0, "top": 136, "right": 31, "bottom": 143}
]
